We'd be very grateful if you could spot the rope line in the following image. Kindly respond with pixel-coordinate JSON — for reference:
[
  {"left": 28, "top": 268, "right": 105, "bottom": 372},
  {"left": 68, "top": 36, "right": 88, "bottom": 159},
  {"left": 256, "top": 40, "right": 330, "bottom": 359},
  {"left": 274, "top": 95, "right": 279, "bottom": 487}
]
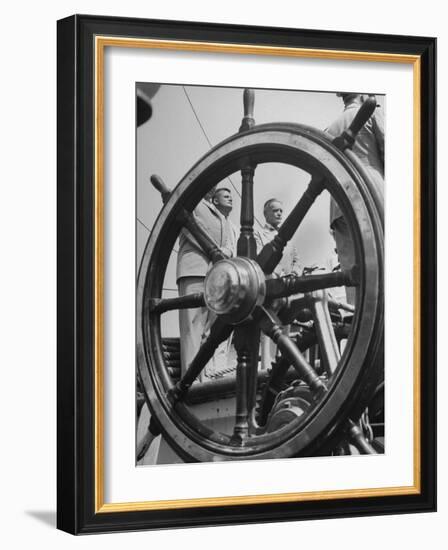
[
  {"left": 137, "top": 217, "right": 151, "bottom": 233},
  {"left": 138, "top": 218, "right": 178, "bottom": 253},
  {"left": 182, "top": 86, "right": 263, "bottom": 229}
]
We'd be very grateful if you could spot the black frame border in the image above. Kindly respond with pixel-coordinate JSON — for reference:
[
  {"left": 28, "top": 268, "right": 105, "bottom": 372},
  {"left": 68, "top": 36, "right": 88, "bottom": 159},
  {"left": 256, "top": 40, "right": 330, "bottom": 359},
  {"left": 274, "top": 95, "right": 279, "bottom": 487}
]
[{"left": 57, "top": 14, "right": 436, "bottom": 534}]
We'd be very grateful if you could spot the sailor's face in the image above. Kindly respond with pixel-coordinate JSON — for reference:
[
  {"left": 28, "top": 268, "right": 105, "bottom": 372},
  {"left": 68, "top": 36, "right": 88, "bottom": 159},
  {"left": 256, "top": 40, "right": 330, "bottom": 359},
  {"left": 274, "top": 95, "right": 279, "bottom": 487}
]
[
  {"left": 214, "top": 190, "right": 233, "bottom": 210},
  {"left": 266, "top": 201, "right": 283, "bottom": 228}
]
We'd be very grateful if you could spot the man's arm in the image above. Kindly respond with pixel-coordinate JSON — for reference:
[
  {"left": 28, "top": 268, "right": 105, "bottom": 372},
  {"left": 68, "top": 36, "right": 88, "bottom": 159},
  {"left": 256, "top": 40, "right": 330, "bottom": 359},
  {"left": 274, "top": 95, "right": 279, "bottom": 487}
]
[
  {"left": 325, "top": 112, "right": 348, "bottom": 139},
  {"left": 253, "top": 228, "right": 265, "bottom": 255}
]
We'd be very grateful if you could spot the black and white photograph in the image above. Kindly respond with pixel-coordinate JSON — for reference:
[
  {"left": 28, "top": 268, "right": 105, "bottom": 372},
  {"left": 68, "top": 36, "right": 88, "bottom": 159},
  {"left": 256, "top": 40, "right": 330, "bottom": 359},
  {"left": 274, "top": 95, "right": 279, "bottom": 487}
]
[
  {"left": 0, "top": 0, "right": 440, "bottom": 543},
  {"left": 136, "top": 83, "right": 385, "bottom": 465}
]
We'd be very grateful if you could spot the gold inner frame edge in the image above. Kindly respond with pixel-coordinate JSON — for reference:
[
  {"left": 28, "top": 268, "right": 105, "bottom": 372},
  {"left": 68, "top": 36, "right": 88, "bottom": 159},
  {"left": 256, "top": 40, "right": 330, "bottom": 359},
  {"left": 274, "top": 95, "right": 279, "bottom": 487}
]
[{"left": 94, "top": 35, "right": 422, "bottom": 513}]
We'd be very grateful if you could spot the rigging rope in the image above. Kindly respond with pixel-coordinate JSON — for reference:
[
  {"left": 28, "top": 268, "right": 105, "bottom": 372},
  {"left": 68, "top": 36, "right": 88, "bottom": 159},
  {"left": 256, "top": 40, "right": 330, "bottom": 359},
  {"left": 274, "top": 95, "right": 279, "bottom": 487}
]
[{"left": 182, "top": 86, "right": 263, "bottom": 229}]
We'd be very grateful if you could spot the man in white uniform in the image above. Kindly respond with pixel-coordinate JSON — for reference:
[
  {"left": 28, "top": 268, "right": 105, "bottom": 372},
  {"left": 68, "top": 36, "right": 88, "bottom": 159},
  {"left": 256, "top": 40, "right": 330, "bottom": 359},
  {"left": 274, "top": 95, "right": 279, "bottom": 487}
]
[
  {"left": 255, "top": 198, "right": 301, "bottom": 369},
  {"left": 326, "top": 93, "right": 384, "bottom": 305},
  {"left": 176, "top": 187, "right": 237, "bottom": 378},
  {"left": 255, "top": 198, "right": 301, "bottom": 276}
]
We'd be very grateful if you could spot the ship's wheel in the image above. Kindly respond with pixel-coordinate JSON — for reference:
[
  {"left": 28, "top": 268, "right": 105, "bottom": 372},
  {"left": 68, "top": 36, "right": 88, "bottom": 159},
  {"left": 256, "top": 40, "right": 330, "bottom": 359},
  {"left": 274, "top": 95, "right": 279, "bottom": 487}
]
[{"left": 137, "top": 90, "right": 384, "bottom": 462}]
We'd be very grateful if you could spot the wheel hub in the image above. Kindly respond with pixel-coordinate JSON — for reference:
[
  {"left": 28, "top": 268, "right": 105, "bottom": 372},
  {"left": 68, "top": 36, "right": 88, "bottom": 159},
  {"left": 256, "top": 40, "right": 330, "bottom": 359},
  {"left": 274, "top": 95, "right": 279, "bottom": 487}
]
[{"left": 204, "top": 257, "right": 266, "bottom": 323}]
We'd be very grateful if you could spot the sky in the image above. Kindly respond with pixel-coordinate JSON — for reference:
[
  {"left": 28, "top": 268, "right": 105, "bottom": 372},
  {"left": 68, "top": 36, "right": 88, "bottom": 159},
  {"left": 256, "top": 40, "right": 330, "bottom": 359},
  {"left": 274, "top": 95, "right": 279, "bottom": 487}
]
[{"left": 136, "top": 84, "right": 385, "bottom": 335}]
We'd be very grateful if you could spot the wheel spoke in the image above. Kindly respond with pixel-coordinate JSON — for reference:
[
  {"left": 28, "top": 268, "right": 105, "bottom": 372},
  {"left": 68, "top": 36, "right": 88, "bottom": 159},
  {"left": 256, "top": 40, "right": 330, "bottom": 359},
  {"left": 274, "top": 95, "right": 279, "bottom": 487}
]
[
  {"left": 257, "top": 177, "right": 325, "bottom": 274},
  {"left": 257, "top": 356, "right": 290, "bottom": 427},
  {"left": 258, "top": 307, "right": 327, "bottom": 398},
  {"left": 148, "top": 293, "right": 205, "bottom": 314},
  {"left": 246, "top": 327, "right": 261, "bottom": 431},
  {"left": 168, "top": 320, "right": 233, "bottom": 403},
  {"left": 310, "top": 291, "right": 340, "bottom": 375},
  {"left": 266, "top": 267, "right": 359, "bottom": 299},
  {"left": 239, "top": 89, "right": 255, "bottom": 132},
  {"left": 332, "top": 96, "right": 378, "bottom": 151},
  {"left": 345, "top": 419, "right": 376, "bottom": 454},
  {"left": 150, "top": 173, "right": 227, "bottom": 263},
  {"left": 328, "top": 298, "right": 355, "bottom": 315},
  {"left": 237, "top": 165, "right": 257, "bottom": 258},
  {"left": 136, "top": 417, "right": 161, "bottom": 461},
  {"left": 231, "top": 325, "right": 259, "bottom": 443}
]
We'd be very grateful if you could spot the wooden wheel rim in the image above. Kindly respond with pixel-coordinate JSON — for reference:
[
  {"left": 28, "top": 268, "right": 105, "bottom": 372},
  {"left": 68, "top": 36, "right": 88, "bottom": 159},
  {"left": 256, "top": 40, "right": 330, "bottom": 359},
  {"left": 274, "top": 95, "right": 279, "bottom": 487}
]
[{"left": 137, "top": 123, "right": 383, "bottom": 461}]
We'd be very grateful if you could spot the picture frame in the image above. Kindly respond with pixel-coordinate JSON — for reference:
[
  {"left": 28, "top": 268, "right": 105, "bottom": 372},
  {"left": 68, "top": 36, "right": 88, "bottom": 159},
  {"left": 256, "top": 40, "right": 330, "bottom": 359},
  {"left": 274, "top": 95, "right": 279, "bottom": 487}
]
[{"left": 57, "top": 14, "right": 436, "bottom": 534}]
